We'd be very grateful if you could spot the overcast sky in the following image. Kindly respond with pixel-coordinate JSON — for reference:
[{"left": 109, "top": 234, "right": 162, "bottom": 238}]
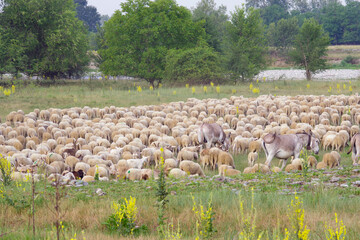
[{"left": 87, "top": 0, "right": 246, "bottom": 17}]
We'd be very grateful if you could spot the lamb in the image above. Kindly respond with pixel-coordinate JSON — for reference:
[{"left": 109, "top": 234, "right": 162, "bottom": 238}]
[
  {"left": 127, "top": 157, "right": 148, "bottom": 169},
  {"left": 154, "top": 148, "right": 173, "bottom": 167},
  {"left": 307, "top": 155, "right": 317, "bottom": 168},
  {"left": 271, "top": 167, "right": 281, "bottom": 173},
  {"left": 168, "top": 168, "right": 187, "bottom": 179},
  {"left": 125, "top": 168, "right": 142, "bottom": 181},
  {"left": 316, "top": 161, "right": 327, "bottom": 169},
  {"left": 82, "top": 175, "right": 95, "bottom": 182},
  {"left": 116, "top": 160, "right": 129, "bottom": 179},
  {"left": 164, "top": 158, "right": 178, "bottom": 173},
  {"left": 65, "top": 156, "right": 79, "bottom": 171},
  {"left": 87, "top": 166, "right": 109, "bottom": 178},
  {"left": 50, "top": 161, "right": 69, "bottom": 174},
  {"left": 179, "top": 160, "right": 205, "bottom": 177},
  {"left": 177, "top": 150, "right": 198, "bottom": 162},
  {"left": 216, "top": 151, "right": 235, "bottom": 169},
  {"left": 247, "top": 152, "right": 258, "bottom": 167},
  {"left": 322, "top": 153, "right": 339, "bottom": 168},
  {"left": 218, "top": 164, "right": 233, "bottom": 176},
  {"left": 330, "top": 151, "right": 341, "bottom": 165},
  {"left": 223, "top": 168, "right": 241, "bottom": 177},
  {"left": 248, "top": 140, "right": 261, "bottom": 153},
  {"left": 74, "top": 162, "right": 90, "bottom": 174}
]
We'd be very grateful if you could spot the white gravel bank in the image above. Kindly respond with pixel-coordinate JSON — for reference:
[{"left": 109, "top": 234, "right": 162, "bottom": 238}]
[{"left": 256, "top": 69, "right": 360, "bottom": 81}]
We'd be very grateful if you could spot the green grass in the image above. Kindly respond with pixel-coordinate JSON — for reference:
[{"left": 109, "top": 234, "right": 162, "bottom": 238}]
[{"left": 1, "top": 79, "right": 359, "bottom": 121}]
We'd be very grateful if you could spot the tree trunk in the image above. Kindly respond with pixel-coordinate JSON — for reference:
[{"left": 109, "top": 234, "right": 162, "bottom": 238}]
[{"left": 306, "top": 68, "right": 311, "bottom": 81}]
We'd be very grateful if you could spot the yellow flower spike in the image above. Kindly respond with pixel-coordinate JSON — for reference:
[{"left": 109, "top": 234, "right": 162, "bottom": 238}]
[
  {"left": 306, "top": 84, "right": 310, "bottom": 89},
  {"left": 216, "top": 85, "right": 220, "bottom": 94},
  {"left": 249, "top": 83, "right": 253, "bottom": 90},
  {"left": 185, "top": 83, "right": 189, "bottom": 88},
  {"left": 337, "top": 84, "right": 340, "bottom": 89},
  {"left": 157, "top": 91, "right": 160, "bottom": 97},
  {"left": 137, "top": 86, "right": 142, "bottom": 92},
  {"left": 252, "top": 88, "right": 260, "bottom": 94},
  {"left": 159, "top": 83, "right": 163, "bottom": 88},
  {"left": 210, "top": 82, "right": 214, "bottom": 87},
  {"left": 343, "top": 84, "right": 346, "bottom": 90},
  {"left": 0, "top": 86, "right": 3, "bottom": 91},
  {"left": 192, "top": 87, "right": 196, "bottom": 94},
  {"left": 203, "top": 86, "right": 207, "bottom": 93},
  {"left": 11, "top": 85, "right": 15, "bottom": 93},
  {"left": 349, "top": 80, "right": 352, "bottom": 85},
  {"left": 349, "top": 86, "right": 353, "bottom": 92},
  {"left": 263, "top": 77, "right": 266, "bottom": 82},
  {"left": 3, "top": 89, "right": 11, "bottom": 96},
  {"left": 232, "top": 89, "right": 236, "bottom": 94},
  {"left": 328, "top": 86, "right": 332, "bottom": 93},
  {"left": 173, "top": 90, "right": 176, "bottom": 95},
  {"left": 128, "top": 89, "right": 131, "bottom": 93},
  {"left": 149, "top": 86, "right": 153, "bottom": 91},
  {"left": 256, "top": 79, "right": 259, "bottom": 83}
]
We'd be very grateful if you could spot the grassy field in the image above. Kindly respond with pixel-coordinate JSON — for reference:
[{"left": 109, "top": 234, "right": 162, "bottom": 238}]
[
  {"left": 0, "top": 78, "right": 359, "bottom": 121},
  {"left": 1, "top": 79, "right": 360, "bottom": 239}
]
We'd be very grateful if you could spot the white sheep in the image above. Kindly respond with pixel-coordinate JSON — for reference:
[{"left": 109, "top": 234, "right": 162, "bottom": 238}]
[
  {"left": 127, "top": 157, "right": 148, "bottom": 169},
  {"left": 247, "top": 152, "right": 258, "bottom": 167},
  {"left": 168, "top": 168, "right": 187, "bottom": 179}
]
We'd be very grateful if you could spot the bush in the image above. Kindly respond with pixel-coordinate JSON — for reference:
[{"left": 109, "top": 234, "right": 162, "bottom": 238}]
[
  {"left": 163, "top": 41, "right": 223, "bottom": 85},
  {"left": 341, "top": 55, "right": 358, "bottom": 65}
]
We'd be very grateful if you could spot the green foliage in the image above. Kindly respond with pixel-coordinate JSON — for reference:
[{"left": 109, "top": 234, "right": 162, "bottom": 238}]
[
  {"left": 289, "top": 18, "right": 330, "bottom": 80},
  {"left": 104, "top": 197, "right": 147, "bottom": 236},
  {"left": 164, "top": 41, "right": 222, "bottom": 84},
  {"left": 74, "top": 0, "right": 101, "bottom": 32},
  {"left": 0, "top": 0, "right": 89, "bottom": 79},
  {"left": 224, "top": 7, "right": 267, "bottom": 82},
  {"left": 192, "top": 0, "right": 228, "bottom": 53},
  {"left": 341, "top": 55, "right": 358, "bottom": 65},
  {"left": 260, "top": 4, "right": 289, "bottom": 26},
  {"left": 99, "top": 0, "right": 205, "bottom": 87},
  {"left": 156, "top": 149, "right": 168, "bottom": 237},
  {"left": 267, "top": 17, "right": 299, "bottom": 54},
  {"left": 320, "top": 2, "right": 345, "bottom": 45},
  {"left": 0, "top": 155, "right": 12, "bottom": 186}
]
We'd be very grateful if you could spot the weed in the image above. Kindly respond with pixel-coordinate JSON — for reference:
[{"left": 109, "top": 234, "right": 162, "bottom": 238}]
[
  {"left": 0, "top": 154, "right": 12, "bottom": 186},
  {"left": 192, "top": 194, "right": 215, "bottom": 239},
  {"left": 104, "top": 196, "right": 147, "bottom": 236},
  {"left": 325, "top": 213, "right": 346, "bottom": 240},
  {"left": 156, "top": 148, "right": 169, "bottom": 237}
]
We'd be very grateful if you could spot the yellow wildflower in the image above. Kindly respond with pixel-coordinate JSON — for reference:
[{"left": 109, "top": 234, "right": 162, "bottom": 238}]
[
  {"left": 203, "top": 86, "right": 207, "bottom": 93},
  {"left": 185, "top": 83, "right": 189, "bottom": 88},
  {"left": 210, "top": 82, "right": 214, "bottom": 87},
  {"left": 192, "top": 87, "right": 196, "bottom": 94},
  {"left": 216, "top": 85, "right": 220, "bottom": 94},
  {"left": 149, "top": 86, "right": 153, "bottom": 91},
  {"left": 249, "top": 83, "right": 253, "bottom": 90},
  {"left": 11, "top": 85, "right": 15, "bottom": 93}
]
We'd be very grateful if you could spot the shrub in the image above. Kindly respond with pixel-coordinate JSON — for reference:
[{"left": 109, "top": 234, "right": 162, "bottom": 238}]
[
  {"left": 104, "top": 196, "right": 147, "bottom": 236},
  {"left": 164, "top": 41, "right": 223, "bottom": 85},
  {"left": 0, "top": 154, "right": 12, "bottom": 186},
  {"left": 341, "top": 55, "right": 358, "bottom": 65}
]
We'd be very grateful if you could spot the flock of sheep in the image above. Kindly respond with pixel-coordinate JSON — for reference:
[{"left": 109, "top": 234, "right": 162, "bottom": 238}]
[{"left": 1, "top": 94, "right": 360, "bottom": 184}]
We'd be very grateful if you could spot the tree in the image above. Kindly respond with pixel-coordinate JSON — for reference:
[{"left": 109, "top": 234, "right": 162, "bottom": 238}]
[
  {"left": 267, "top": 17, "right": 299, "bottom": 53},
  {"left": 0, "top": 0, "right": 89, "bottom": 79},
  {"left": 260, "top": 4, "right": 289, "bottom": 26},
  {"left": 192, "top": 0, "right": 228, "bottom": 52},
  {"left": 74, "top": 0, "right": 101, "bottom": 32},
  {"left": 99, "top": 0, "right": 205, "bottom": 87},
  {"left": 342, "top": 0, "right": 360, "bottom": 44},
  {"left": 320, "top": 1, "right": 345, "bottom": 44},
  {"left": 163, "top": 40, "right": 222, "bottom": 84},
  {"left": 289, "top": 18, "right": 330, "bottom": 80},
  {"left": 224, "top": 7, "right": 267, "bottom": 82}
]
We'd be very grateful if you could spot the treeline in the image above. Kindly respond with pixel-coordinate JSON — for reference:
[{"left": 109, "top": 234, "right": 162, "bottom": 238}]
[
  {"left": 252, "top": 0, "right": 360, "bottom": 45},
  {"left": 0, "top": 0, "right": 357, "bottom": 83}
]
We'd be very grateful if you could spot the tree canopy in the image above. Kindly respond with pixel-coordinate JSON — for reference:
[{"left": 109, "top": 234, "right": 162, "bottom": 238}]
[
  {"left": 224, "top": 7, "right": 267, "bottom": 82},
  {"left": 74, "top": 0, "right": 101, "bottom": 32},
  {"left": 0, "top": 0, "right": 89, "bottom": 79},
  {"left": 289, "top": 18, "right": 330, "bottom": 80},
  {"left": 192, "top": 0, "right": 228, "bottom": 53},
  {"left": 99, "top": 0, "right": 205, "bottom": 86}
]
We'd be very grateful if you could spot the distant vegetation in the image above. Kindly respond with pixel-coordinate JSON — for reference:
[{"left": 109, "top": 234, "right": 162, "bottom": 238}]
[{"left": 0, "top": 0, "right": 359, "bottom": 83}]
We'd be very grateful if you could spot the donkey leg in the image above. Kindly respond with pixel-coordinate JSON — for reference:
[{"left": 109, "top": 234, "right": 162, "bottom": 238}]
[
  {"left": 280, "top": 158, "right": 288, "bottom": 170},
  {"left": 264, "top": 152, "right": 276, "bottom": 167}
]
